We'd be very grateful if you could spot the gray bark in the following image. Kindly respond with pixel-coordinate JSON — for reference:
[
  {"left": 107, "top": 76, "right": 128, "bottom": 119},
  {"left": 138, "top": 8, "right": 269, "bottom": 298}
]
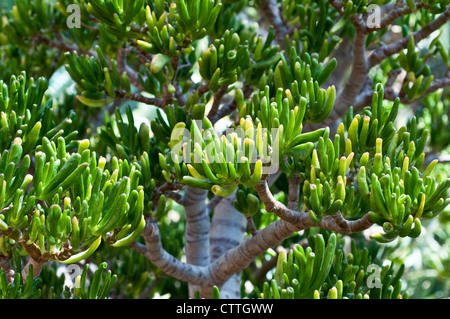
[
  {"left": 208, "top": 194, "right": 247, "bottom": 299},
  {"left": 184, "top": 187, "right": 210, "bottom": 298}
]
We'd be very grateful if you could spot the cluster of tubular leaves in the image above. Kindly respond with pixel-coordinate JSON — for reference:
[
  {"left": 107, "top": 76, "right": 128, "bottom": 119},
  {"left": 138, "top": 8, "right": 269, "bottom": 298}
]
[
  {"left": 295, "top": 84, "right": 450, "bottom": 241},
  {"left": 207, "top": 0, "right": 248, "bottom": 39},
  {"left": 0, "top": 247, "right": 117, "bottom": 299},
  {"left": 0, "top": 262, "right": 41, "bottom": 299},
  {"left": 1, "top": 0, "right": 60, "bottom": 48},
  {"left": 4, "top": 139, "right": 145, "bottom": 259},
  {"left": 413, "top": 90, "right": 450, "bottom": 150},
  {"left": 138, "top": 0, "right": 222, "bottom": 53},
  {"left": 174, "top": 46, "right": 342, "bottom": 198},
  {"left": 99, "top": 106, "right": 153, "bottom": 160},
  {"left": 397, "top": 37, "right": 437, "bottom": 100},
  {"left": 299, "top": 88, "right": 400, "bottom": 221},
  {"left": 151, "top": 102, "right": 188, "bottom": 145},
  {"left": 233, "top": 185, "right": 261, "bottom": 218},
  {"left": 94, "top": 103, "right": 178, "bottom": 220},
  {"left": 93, "top": 246, "right": 152, "bottom": 299},
  {"left": 0, "top": 0, "right": 95, "bottom": 79},
  {"left": 283, "top": 0, "right": 341, "bottom": 61},
  {"left": 337, "top": 0, "right": 385, "bottom": 15},
  {"left": 358, "top": 92, "right": 450, "bottom": 242},
  {"left": 242, "top": 45, "right": 337, "bottom": 125},
  {"left": 0, "top": 73, "right": 151, "bottom": 267},
  {"left": 240, "top": 27, "right": 281, "bottom": 89},
  {"left": 70, "top": 262, "right": 117, "bottom": 299},
  {"left": 260, "top": 233, "right": 407, "bottom": 299},
  {"left": 171, "top": 116, "right": 263, "bottom": 196},
  {"left": 64, "top": 47, "right": 133, "bottom": 108},
  {"left": 198, "top": 30, "right": 250, "bottom": 91},
  {"left": 0, "top": 72, "right": 77, "bottom": 154},
  {"left": 94, "top": 103, "right": 179, "bottom": 222}
]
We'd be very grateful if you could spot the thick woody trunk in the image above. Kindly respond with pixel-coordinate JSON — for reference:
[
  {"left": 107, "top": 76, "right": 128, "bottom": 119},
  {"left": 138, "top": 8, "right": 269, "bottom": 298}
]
[
  {"left": 207, "top": 194, "right": 247, "bottom": 299},
  {"left": 184, "top": 187, "right": 210, "bottom": 298}
]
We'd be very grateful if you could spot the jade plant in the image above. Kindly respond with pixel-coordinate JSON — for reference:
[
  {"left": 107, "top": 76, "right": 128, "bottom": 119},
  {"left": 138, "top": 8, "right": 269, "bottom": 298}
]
[{"left": 0, "top": 0, "right": 449, "bottom": 299}]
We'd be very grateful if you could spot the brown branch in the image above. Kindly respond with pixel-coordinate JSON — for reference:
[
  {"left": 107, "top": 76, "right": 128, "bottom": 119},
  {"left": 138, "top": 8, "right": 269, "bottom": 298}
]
[
  {"left": 129, "top": 241, "right": 147, "bottom": 256},
  {"left": 21, "top": 256, "right": 45, "bottom": 280},
  {"left": 19, "top": 240, "right": 43, "bottom": 263},
  {"left": 165, "top": 191, "right": 186, "bottom": 206},
  {"left": 368, "top": 7, "right": 450, "bottom": 68},
  {"left": 197, "top": 82, "right": 210, "bottom": 97},
  {"left": 209, "top": 84, "right": 254, "bottom": 124},
  {"left": 366, "top": 3, "right": 428, "bottom": 32},
  {"left": 259, "top": 0, "right": 288, "bottom": 50},
  {"left": 398, "top": 76, "right": 450, "bottom": 104},
  {"left": 32, "top": 34, "right": 95, "bottom": 57},
  {"left": 207, "top": 85, "right": 229, "bottom": 122},
  {"left": 355, "top": 75, "right": 450, "bottom": 109},
  {"left": 329, "top": 0, "right": 345, "bottom": 15},
  {"left": 384, "top": 68, "right": 403, "bottom": 100},
  {"left": 322, "top": 213, "right": 374, "bottom": 234},
  {"left": 322, "top": 3, "right": 450, "bottom": 126},
  {"left": 117, "top": 47, "right": 146, "bottom": 92},
  {"left": 246, "top": 217, "right": 258, "bottom": 236},
  {"left": 424, "top": 153, "right": 450, "bottom": 166},
  {"left": 332, "top": 18, "right": 368, "bottom": 120},
  {"left": 134, "top": 189, "right": 374, "bottom": 291},
  {"left": 209, "top": 100, "right": 236, "bottom": 123},
  {"left": 138, "top": 221, "right": 211, "bottom": 286},
  {"left": 115, "top": 90, "right": 164, "bottom": 108},
  {"left": 254, "top": 177, "right": 302, "bottom": 224},
  {"left": 254, "top": 177, "right": 374, "bottom": 234},
  {"left": 150, "top": 182, "right": 183, "bottom": 205},
  {"left": 287, "top": 174, "right": 300, "bottom": 210},
  {"left": 353, "top": 89, "right": 377, "bottom": 110}
]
